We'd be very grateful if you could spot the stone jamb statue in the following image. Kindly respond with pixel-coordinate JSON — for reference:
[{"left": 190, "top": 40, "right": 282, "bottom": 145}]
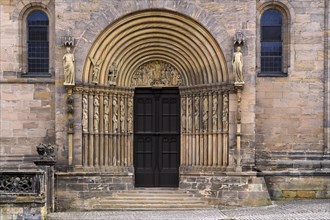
[
  {"left": 63, "top": 47, "right": 75, "bottom": 86},
  {"left": 232, "top": 46, "right": 244, "bottom": 84}
]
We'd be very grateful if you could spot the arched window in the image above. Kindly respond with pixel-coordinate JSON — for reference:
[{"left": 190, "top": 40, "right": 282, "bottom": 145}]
[
  {"left": 27, "top": 11, "right": 49, "bottom": 74},
  {"left": 260, "top": 9, "right": 283, "bottom": 75}
]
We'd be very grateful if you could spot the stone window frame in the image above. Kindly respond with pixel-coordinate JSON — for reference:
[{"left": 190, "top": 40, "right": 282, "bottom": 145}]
[
  {"left": 257, "top": 2, "right": 291, "bottom": 77},
  {"left": 19, "top": 4, "right": 54, "bottom": 77}
]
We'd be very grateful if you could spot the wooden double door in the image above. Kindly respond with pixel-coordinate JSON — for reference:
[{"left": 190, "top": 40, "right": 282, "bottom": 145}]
[{"left": 134, "top": 88, "right": 180, "bottom": 187}]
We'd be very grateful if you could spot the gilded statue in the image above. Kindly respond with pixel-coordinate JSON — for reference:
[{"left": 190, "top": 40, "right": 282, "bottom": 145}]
[
  {"left": 232, "top": 46, "right": 244, "bottom": 83},
  {"left": 63, "top": 47, "right": 75, "bottom": 85},
  {"left": 89, "top": 57, "right": 103, "bottom": 84}
]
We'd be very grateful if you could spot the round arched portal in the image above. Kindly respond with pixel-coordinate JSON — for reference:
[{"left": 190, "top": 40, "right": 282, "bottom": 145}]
[
  {"left": 83, "top": 9, "right": 228, "bottom": 86},
  {"left": 77, "top": 10, "right": 231, "bottom": 182}
]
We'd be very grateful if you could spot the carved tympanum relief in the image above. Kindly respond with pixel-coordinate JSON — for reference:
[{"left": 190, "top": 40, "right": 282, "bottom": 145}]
[
  {"left": 89, "top": 57, "right": 103, "bottom": 84},
  {"left": 131, "top": 61, "right": 182, "bottom": 87}
]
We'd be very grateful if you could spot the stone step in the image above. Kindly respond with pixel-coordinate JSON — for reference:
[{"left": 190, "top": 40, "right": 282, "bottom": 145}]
[
  {"left": 92, "top": 203, "right": 211, "bottom": 210},
  {"left": 97, "top": 199, "right": 207, "bottom": 204},
  {"left": 103, "top": 196, "right": 200, "bottom": 201},
  {"left": 112, "top": 192, "right": 194, "bottom": 197}
]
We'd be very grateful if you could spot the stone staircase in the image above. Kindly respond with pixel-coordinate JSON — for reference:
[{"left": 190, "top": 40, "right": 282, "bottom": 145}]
[{"left": 87, "top": 188, "right": 212, "bottom": 210}]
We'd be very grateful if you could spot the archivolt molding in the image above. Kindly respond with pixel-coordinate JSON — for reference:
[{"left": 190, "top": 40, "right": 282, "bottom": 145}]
[{"left": 83, "top": 9, "right": 228, "bottom": 87}]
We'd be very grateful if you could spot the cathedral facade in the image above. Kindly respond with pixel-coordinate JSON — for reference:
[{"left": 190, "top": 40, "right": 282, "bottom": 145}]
[{"left": 0, "top": 0, "right": 329, "bottom": 217}]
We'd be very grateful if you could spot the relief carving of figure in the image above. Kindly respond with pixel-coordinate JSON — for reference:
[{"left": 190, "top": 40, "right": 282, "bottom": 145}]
[
  {"left": 203, "top": 96, "right": 208, "bottom": 131},
  {"left": 120, "top": 97, "right": 125, "bottom": 132},
  {"left": 82, "top": 94, "right": 88, "bottom": 132},
  {"left": 104, "top": 97, "right": 109, "bottom": 132},
  {"left": 187, "top": 98, "right": 192, "bottom": 132},
  {"left": 112, "top": 97, "right": 118, "bottom": 132},
  {"left": 232, "top": 46, "right": 244, "bottom": 83},
  {"left": 63, "top": 47, "right": 75, "bottom": 85},
  {"left": 194, "top": 97, "right": 199, "bottom": 131},
  {"left": 181, "top": 99, "right": 186, "bottom": 132},
  {"left": 89, "top": 57, "right": 103, "bottom": 84},
  {"left": 94, "top": 96, "right": 99, "bottom": 132},
  {"left": 212, "top": 95, "right": 218, "bottom": 130},
  {"left": 108, "top": 62, "right": 118, "bottom": 85},
  {"left": 223, "top": 94, "right": 229, "bottom": 131},
  {"left": 127, "top": 99, "right": 133, "bottom": 133}
]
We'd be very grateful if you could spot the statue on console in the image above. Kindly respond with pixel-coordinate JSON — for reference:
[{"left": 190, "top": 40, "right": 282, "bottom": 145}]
[
  {"left": 232, "top": 46, "right": 244, "bottom": 84},
  {"left": 63, "top": 47, "right": 75, "bottom": 85}
]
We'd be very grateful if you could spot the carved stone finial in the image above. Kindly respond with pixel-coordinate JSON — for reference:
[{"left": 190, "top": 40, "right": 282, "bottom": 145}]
[
  {"left": 63, "top": 29, "right": 75, "bottom": 46},
  {"left": 234, "top": 31, "right": 245, "bottom": 46}
]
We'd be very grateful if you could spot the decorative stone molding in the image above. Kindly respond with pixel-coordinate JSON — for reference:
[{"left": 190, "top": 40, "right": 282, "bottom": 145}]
[{"left": 131, "top": 60, "right": 182, "bottom": 87}]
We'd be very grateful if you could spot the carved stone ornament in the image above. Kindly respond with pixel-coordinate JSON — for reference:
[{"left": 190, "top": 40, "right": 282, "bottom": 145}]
[
  {"left": 234, "top": 31, "right": 245, "bottom": 46},
  {"left": 89, "top": 57, "right": 103, "bottom": 84},
  {"left": 63, "top": 29, "right": 74, "bottom": 46},
  {"left": 131, "top": 60, "right": 182, "bottom": 87}
]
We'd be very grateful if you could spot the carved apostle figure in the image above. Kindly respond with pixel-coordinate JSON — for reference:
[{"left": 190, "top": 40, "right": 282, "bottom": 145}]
[
  {"left": 63, "top": 47, "right": 75, "bottom": 85},
  {"left": 82, "top": 95, "right": 88, "bottom": 132},
  {"left": 203, "top": 96, "right": 208, "bottom": 131},
  {"left": 212, "top": 95, "right": 218, "bottom": 130},
  {"left": 120, "top": 97, "right": 125, "bottom": 132},
  {"left": 194, "top": 97, "right": 199, "bottom": 130},
  {"left": 104, "top": 97, "right": 109, "bottom": 132},
  {"left": 232, "top": 46, "right": 244, "bottom": 83},
  {"left": 108, "top": 62, "right": 118, "bottom": 85},
  {"left": 94, "top": 96, "right": 100, "bottom": 132},
  {"left": 187, "top": 98, "right": 192, "bottom": 132},
  {"left": 127, "top": 99, "right": 133, "bottom": 133},
  {"left": 112, "top": 97, "right": 118, "bottom": 132},
  {"left": 222, "top": 94, "right": 229, "bottom": 131},
  {"left": 181, "top": 99, "right": 186, "bottom": 132}
]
